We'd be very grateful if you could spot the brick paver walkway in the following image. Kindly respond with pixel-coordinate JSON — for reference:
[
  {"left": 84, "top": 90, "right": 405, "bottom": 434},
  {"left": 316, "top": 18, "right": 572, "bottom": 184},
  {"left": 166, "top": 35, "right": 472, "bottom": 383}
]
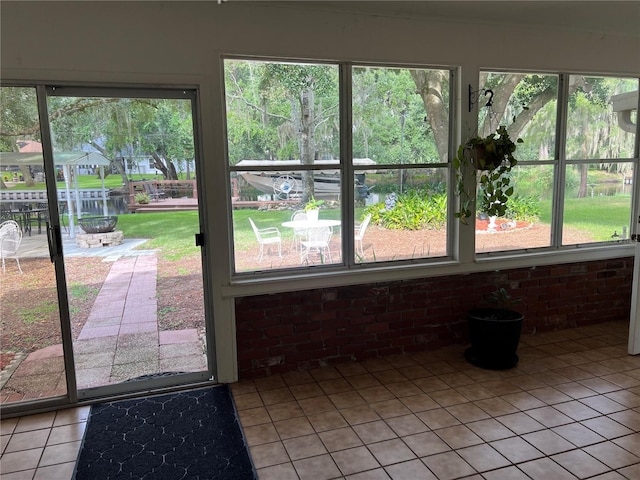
[{"left": 1, "top": 255, "right": 207, "bottom": 403}]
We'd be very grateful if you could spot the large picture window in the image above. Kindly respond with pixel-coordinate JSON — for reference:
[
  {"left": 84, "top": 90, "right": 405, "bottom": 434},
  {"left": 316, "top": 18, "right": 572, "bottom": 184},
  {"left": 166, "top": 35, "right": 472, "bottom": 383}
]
[
  {"left": 225, "top": 59, "right": 452, "bottom": 273},
  {"left": 226, "top": 59, "right": 341, "bottom": 273},
  {"left": 562, "top": 75, "right": 637, "bottom": 246},
  {"left": 224, "top": 58, "right": 638, "bottom": 277},
  {"left": 352, "top": 66, "right": 450, "bottom": 263},
  {"left": 475, "top": 72, "right": 638, "bottom": 254}
]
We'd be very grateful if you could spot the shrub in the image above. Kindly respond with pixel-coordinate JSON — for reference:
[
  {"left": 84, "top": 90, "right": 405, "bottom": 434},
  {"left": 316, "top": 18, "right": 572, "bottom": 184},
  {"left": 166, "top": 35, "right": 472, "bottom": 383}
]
[
  {"left": 505, "top": 194, "right": 540, "bottom": 221},
  {"left": 135, "top": 192, "right": 151, "bottom": 204},
  {"left": 364, "top": 190, "right": 446, "bottom": 230}
]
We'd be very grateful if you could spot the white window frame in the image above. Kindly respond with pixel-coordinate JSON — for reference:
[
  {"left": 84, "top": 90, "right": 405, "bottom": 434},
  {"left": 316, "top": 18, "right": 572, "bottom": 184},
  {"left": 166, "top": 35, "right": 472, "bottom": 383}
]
[
  {"left": 218, "top": 60, "right": 638, "bottom": 296},
  {"left": 475, "top": 71, "right": 639, "bottom": 259},
  {"left": 225, "top": 56, "right": 457, "bottom": 278}
]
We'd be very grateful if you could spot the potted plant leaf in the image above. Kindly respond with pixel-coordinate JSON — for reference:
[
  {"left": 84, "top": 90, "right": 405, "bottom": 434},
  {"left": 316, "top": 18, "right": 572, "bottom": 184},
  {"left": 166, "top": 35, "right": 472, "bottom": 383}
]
[
  {"left": 465, "top": 287, "right": 524, "bottom": 370},
  {"left": 304, "top": 196, "right": 325, "bottom": 222},
  {"left": 454, "top": 125, "right": 523, "bottom": 223}
]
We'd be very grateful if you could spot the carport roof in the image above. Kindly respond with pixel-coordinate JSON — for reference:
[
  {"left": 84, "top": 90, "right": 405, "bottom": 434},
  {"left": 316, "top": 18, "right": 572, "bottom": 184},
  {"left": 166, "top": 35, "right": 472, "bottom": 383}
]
[{"left": 0, "top": 151, "right": 111, "bottom": 166}]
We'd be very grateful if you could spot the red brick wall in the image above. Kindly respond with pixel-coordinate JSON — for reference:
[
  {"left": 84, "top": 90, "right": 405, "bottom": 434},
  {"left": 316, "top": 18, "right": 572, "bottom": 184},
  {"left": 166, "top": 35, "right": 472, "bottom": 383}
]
[{"left": 235, "top": 258, "right": 634, "bottom": 379}]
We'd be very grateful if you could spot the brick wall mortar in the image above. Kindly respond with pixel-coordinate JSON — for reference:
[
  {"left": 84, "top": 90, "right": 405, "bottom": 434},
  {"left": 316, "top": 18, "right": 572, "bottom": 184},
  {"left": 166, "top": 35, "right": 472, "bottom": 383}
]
[{"left": 235, "top": 257, "right": 634, "bottom": 379}]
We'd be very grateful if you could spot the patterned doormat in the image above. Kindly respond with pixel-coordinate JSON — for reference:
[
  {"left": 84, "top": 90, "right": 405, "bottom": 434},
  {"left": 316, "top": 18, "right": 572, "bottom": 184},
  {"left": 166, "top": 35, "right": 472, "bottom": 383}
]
[{"left": 74, "top": 385, "right": 257, "bottom": 480}]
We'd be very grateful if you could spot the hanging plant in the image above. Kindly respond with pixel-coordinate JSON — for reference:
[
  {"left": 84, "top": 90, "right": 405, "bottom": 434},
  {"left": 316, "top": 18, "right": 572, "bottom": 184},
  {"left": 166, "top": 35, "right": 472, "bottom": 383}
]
[{"left": 453, "top": 125, "right": 523, "bottom": 223}]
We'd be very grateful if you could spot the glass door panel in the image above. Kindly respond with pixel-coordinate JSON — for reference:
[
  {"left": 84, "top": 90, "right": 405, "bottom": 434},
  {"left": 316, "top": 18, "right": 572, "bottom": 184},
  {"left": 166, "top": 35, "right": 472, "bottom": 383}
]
[
  {"left": 0, "top": 86, "right": 68, "bottom": 406},
  {"left": 46, "top": 90, "right": 210, "bottom": 398}
]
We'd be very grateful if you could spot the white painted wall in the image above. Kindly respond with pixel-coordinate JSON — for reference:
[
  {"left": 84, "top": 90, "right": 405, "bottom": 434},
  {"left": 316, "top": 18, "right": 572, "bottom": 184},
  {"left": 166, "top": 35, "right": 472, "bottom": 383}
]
[
  {"left": 2, "top": 1, "right": 639, "bottom": 382},
  {"left": 1, "top": 2, "right": 638, "bottom": 77}
]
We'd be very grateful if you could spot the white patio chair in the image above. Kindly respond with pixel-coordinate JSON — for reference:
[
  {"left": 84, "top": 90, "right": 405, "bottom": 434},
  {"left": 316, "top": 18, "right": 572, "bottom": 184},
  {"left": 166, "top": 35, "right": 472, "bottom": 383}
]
[
  {"left": 300, "top": 226, "right": 333, "bottom": 264},
  {"left": 290, "top": 210, "right": 307, "bottom": 252},
  {"left": 355, "top": 213, "right": 372, "bottom": 257},
  {"left": 249, "top": 218, "right": 282, "bottom": 262},
  {"left": 0, "top": 220, "right": 23, "bottom": 274}
]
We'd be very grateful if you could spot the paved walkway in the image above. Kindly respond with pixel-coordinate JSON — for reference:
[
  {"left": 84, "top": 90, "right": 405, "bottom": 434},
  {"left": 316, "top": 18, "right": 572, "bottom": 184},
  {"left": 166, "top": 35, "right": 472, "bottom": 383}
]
[
  {"left": 16, "top": 230, "right": 157, "bottom": 260},
  {"left": 1, "top": 251, "right": 207, "bottom": 404}
]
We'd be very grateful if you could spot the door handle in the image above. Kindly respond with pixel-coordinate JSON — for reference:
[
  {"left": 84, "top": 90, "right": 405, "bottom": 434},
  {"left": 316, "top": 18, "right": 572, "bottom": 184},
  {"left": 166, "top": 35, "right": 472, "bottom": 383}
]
[
  {"left": 47, "top": 223, "right": 63, "bottom": 262},
  {"left": 47, "top": 222, "right": 54, "bottom": 262}
]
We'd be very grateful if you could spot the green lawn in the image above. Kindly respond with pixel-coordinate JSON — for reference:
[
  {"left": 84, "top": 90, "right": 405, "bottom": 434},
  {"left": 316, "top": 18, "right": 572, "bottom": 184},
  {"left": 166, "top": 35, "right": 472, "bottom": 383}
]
[
  {"left": 113, "top": 208, "right": 343, "bottom": 261},
  {"left": 539, "top": 195, "right": 632, "bottom": 241},
  {"left": 116, "top": 211, "right": 201, "bottom": 261},
  {"left": 112, "top": 196, "right": 633, "bottom": 262},
  {"left": 3, "top": 174, "right": 191, "bottom": 191}
]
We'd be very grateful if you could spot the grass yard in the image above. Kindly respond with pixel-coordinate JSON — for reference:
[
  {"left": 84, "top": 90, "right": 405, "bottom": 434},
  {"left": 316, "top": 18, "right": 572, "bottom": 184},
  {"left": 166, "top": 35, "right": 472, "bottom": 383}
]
[
  {"left": 116, "top": 211, "right": 201, "bottom": 260},
  {"left": 114, "top": 195, "right": 631, "bottom": 264},
  {"left": 2, "top": 174, "right": 193, "bottom": 191},
  {"left": 539, "top": 195, "right": 632, "bottom": 242}
]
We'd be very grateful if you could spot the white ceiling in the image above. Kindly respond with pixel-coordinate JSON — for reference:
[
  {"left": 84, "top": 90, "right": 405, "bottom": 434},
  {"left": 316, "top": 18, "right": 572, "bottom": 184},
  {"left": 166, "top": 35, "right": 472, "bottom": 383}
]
[{"left": 264, "top": 1, "right": 640, "bottom": 37}]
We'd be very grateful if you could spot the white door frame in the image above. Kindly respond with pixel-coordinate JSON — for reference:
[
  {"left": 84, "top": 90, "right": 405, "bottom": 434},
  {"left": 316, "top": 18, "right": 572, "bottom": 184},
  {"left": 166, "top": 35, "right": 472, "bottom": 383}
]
[
  {"left": 629, "top": 240, "right": 640, "bottom": 354},
  {"left": 629, "top": 165, "right": 640, "bottom": 354}
]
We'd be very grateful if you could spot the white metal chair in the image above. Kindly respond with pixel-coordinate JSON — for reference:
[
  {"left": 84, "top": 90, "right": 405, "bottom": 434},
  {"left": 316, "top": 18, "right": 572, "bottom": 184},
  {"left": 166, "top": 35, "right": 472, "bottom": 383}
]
[
  {"left": 249, "top": 218, "right": 282, "bottom": 262},
  {"left": 300, "top": 226, "right": 333, "bottom": 264},
  {"left": 355, "top": 213, "right": 372, "bottom": 257},
  {"left": 0, "top": 220, "right": 23, "bottom": 274},
  {"left": 290, "top": 210, "right": 307, "bottom": 252}
]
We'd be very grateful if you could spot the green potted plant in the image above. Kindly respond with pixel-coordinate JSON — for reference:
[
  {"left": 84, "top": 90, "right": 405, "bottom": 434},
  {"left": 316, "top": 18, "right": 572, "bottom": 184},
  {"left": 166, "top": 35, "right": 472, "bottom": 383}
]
[
  {"left": 465, "top": 287, "right": 524, "bottom": 370},
  {"left": 135, "top": 192, "right": 151, "bottom": 204},
  {"left": 304, "top": 196, "right": 325, "bottom": 222},
  {"left": 453, "top": 125, "right": 523, "bottom": 223}
]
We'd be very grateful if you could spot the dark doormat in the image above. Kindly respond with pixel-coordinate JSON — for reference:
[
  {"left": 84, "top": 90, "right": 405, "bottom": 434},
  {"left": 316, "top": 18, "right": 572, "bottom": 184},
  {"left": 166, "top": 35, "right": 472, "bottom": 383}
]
[{"left": 73, "top": 385, "right": 257, "bottom": 480}]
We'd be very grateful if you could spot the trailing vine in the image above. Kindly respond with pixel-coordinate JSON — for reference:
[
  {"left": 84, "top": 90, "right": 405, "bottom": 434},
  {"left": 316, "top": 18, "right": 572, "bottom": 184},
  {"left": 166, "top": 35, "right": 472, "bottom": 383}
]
[{"left": 454, "top": 125, "right": 523, "bottom": 223}]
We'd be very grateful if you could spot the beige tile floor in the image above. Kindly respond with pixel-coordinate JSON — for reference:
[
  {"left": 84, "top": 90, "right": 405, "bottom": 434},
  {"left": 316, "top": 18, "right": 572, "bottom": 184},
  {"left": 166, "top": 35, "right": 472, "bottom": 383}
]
[
  {"left": 0, "top": 405, "right": 90, "bottom": 480},
  {"left": 233, "top": 320, "right": 640, "bottom": 480},
  {"left": 1, "top": 319, "right": 639, "bottom": 479}
]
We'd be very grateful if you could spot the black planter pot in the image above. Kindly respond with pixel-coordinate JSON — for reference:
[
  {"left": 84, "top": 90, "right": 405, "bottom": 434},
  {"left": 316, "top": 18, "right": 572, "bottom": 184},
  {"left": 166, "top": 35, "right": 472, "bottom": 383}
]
[{"left": 465, "top": 308, "right": 524, "bottom": 370}]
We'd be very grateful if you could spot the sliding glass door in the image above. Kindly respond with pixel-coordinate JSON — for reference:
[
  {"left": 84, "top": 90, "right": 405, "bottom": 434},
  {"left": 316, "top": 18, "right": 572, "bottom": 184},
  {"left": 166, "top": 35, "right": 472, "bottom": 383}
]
[
  {"left": 0, "top": 85, "right": 212, "bottom": 411},
  {"left": 1, "top": 86, "right": 69, "bottom": 406}
]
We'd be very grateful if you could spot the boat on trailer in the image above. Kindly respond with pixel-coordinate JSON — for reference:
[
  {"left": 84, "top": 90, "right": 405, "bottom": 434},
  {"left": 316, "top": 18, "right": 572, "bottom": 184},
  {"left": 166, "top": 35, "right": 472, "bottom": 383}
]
[{"left": 236, "top": 159, "right": 376, "bottom": 199}]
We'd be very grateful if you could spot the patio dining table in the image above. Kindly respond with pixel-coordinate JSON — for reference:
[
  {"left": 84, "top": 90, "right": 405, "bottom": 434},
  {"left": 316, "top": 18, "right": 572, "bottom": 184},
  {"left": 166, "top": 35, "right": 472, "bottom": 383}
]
[
  {"left": 281, "top": 218, "right": 341, "bottom": 261},
  {"left": 281, "top": 218, "right": 341, "bottom": 231},
  {"left": 3, "top": 208, "right": 47, "bottom": 236}
]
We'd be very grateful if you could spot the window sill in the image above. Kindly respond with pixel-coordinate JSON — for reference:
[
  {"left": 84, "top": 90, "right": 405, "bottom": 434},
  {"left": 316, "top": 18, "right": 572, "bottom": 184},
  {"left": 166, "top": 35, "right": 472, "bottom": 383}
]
[{"left": 222, "top": 242, "right": 636, "bottom": 298}]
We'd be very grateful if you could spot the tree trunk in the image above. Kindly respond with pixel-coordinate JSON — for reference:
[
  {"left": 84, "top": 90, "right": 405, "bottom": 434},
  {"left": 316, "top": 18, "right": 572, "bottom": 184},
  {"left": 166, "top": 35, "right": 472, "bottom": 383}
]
[
  {"left": 506, "top": 75, "right": 587, "bottom": 140},
  {"left": 410, "top": 70, "right": 449, "bottom": 162},
  {"left": 578, "top": 164, "right": 589, "bottom": 198},
  {"left": 298, "top": 88, "right": 315, "bottom": 202},
  {"left": 150, "top": 152, "right": 179, "bottom": 180},
  {"left": 20, "top": 166, "right": 35, "bottom": 187},
  {"left": 479, "top": 74, "right": 525, "bottom": 137},
  {"left": 113, "top": 157, "right": 129, "bottom": 193},
  {"left": 167, "top": 160, "right": 179, "bottom": 180}
]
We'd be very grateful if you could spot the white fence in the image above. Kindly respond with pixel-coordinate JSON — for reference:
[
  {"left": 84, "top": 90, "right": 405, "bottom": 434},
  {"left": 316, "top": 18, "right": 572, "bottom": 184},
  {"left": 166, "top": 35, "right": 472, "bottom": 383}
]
[{"left": 1, "top": 189, "right": 108, "bottom": 202}]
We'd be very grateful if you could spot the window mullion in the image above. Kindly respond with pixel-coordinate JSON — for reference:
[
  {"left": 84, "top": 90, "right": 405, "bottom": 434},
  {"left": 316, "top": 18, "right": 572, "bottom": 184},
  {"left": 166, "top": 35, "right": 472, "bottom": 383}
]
[
  {"left": 552, "top": 73, "right": 570, "bottom": 248},
  {"left": 340, "top": 62, "right": 355, "bottom": 266},
  {"left": 456, "top": 67, "right": 479, "bottom": 264}
]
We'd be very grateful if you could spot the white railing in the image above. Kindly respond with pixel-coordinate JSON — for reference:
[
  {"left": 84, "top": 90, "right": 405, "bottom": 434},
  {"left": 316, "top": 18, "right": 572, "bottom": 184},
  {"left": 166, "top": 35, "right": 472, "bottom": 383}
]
[{"left": 1, "top": 189, "right": 109, "bottom": 201}]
